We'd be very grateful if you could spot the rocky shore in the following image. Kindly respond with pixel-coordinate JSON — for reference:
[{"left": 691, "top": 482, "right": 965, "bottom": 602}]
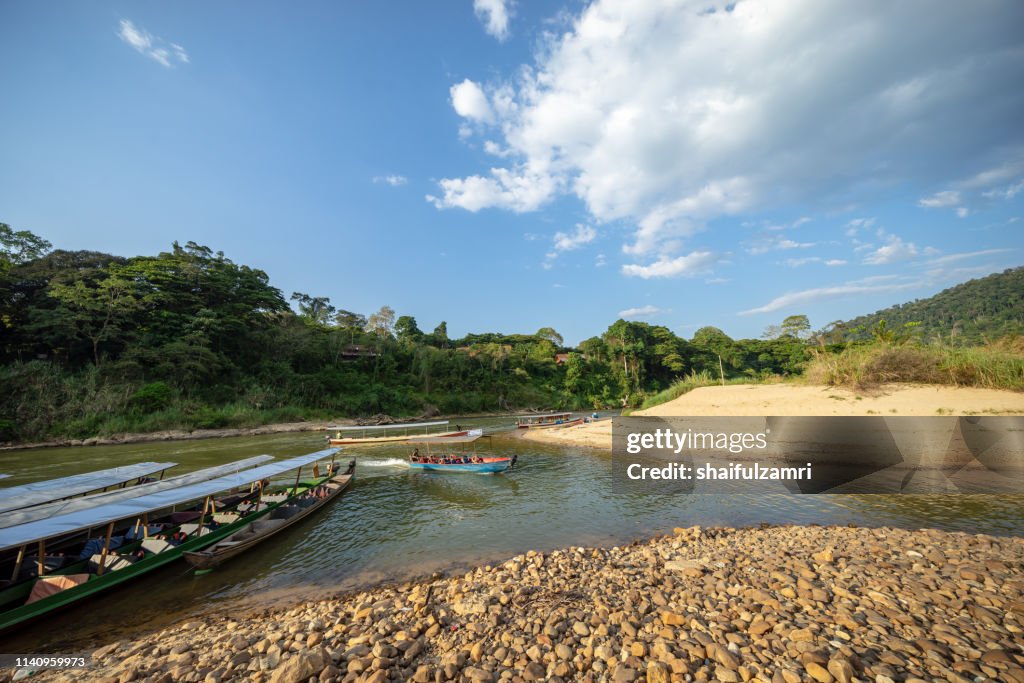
[{"left": 19, "top": 525, "right": 1024, "bottom": 683}]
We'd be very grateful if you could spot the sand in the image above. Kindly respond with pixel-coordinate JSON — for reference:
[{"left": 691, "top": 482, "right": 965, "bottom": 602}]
[{"left": 521, "top": 383, "right": 1024, "bottom": 450}]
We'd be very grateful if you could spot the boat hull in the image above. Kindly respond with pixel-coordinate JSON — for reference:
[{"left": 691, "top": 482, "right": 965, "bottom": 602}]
[
  {"left": 183, "top": 469, "right": 353, "bottom": 571},
  {"left": 408, "top": 458, "right": 513, "bottom": 474},
  {"left": 328, "top": 430, "right": 468, "bottom": 445},
  {"left": 516, "top": 418, "right": 584, "bottom": 430}
]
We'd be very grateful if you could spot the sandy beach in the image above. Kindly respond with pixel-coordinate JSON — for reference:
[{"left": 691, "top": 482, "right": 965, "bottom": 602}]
[{"left": 522, "top": 383, "right": 1024, "bottom": 450}]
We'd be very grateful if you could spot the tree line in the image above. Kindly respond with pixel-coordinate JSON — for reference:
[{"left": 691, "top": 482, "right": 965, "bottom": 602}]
[{"left": 8, "top": 224, "right": 1003, "bottom": 442}]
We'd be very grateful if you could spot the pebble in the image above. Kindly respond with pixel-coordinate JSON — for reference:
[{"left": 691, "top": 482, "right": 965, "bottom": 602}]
[{"left": 33, "top": 525, "right": 1022, "bottom": 683}]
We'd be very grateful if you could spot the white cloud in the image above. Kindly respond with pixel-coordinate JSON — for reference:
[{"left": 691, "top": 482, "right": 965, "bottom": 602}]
[
  {"left": 474, "top": 0, "right": 513, "bottom": 42},
  {"left": 784, "top": 256, "right": 822, "bottom": 267},
  {"left": 118, "top": 20, "right": 188, "bottom": 68},
  {"left": 956, "top": 207, "right": 969, "bottom": 218},
  {"left": 924, "top": 248, "right": 1014, "bottom": 266},
  {"left": 982, "top": 179, "right": 1024, "bottom": 200},
  {"left": 373, "top": 175, "right": 408, "bottom": 186},
  {"left": 430, "top": 1, "right": 1024, "bottom": 272},
  {"left": 863, "top": 234, "right": 920, "bottom": 265},
  {"left": 824, "top": 259, "right": 847, "bottom": 266},
  {"left": 595, "top": 253, "right": 607, "bottom": 267},
  {"left": 918, "top": 190, "right": 961, "bottom": 208},
  {"left": 450, "top": 79, "right": 494, "bottom": 123},
  {"left": 739, "top": 282, "right": 921, "bottom": 315},
  {"left": 622, "top": 250, "right": 718, "bottom": 279},
  {"left": 553, "top": 224, "right": 596, "bottom": 251},
  {"left": 844, "top": 217, "right": 876, "bottom": 236},
  {"left": 747, "top": 235, "right": 816, "bottom": 255},
  {"left": 618, "top": 304, "right": 665, "bottom": 319}
]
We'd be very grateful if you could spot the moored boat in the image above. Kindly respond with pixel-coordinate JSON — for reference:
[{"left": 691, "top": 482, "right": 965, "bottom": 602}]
[
  {"left": 327, "top": 420, "right": 469, "bottom": 445},
  {"left": 183, "top": 460, "right": 355, "bottom": 572},
  {"left": 514, "top": 412, "right": 582, "bottom": 429},
  {"left": 0, "top": 449, "right": 340, "bottom": 634}
]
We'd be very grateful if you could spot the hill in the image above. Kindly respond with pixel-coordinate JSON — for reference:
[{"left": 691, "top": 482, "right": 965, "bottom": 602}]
[{"left": 838, "top": 267, "right": 1024, "bottom": 345}]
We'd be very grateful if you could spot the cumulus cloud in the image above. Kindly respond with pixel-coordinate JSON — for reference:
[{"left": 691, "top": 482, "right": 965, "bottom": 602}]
[
  {"left": 621, "top": 251, "right": 718, "bottom": 279},
  {"left": 746, "top": 236, "right": 816, "bottom": 255},
  {"left": 431, "top": 0, "right": 1024, "bottom": 276},
  {"left": 474, "top": 0, "right": 513, "bottom": 41},
  {"left": 373, "top": 175, "right": 408, "bottom": 186},
  {"left": 118, "top": 20, "right": 188, "bottom": 68},
  {"left": 863, "top": 232, "right": 921, "bottom": 265},
  {"left": 619, "top": 305, "right": 666, "bottom": 319},
  {"left": 450, "top": 79, "right": 494, "bottom": 123},
  {"left": 553, "top": 224, "right": 596, "bottom": 251},
  {"left": 824, "top": 259, "right": 847, "bottom": 266}
]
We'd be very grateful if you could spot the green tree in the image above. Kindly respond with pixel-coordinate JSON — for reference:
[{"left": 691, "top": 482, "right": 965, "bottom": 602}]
[
  {"left": 536, "top": 326, "right": 564, "bottom": 347},
  {"left": 395, "top": 315, "right": 423, "bottom": 343},
  {"left": 781, "top": 314, "right": 812, "bottom": 339},
  {"left": 365, "top": 305, "right": 396, "bottom": 338},
  {"left": 48, "top": 274, "right": 140, "bottom": 365},
  {"left": 0, "top": 224, "right": 51, "bottom": 273},
  {"left": 291, "top": 292, "right": 335, "bottom": 326}
]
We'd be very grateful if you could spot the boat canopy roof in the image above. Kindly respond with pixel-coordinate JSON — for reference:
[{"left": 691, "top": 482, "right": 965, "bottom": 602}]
[
  {"left": 0, "top": 462, "right": 178, "bottom": 516},
  {"left": 408, "top": 433, "right": 483, "bottom": 445},
  {"left": 0, "top": 474, "right": 9, "bottom": 480},
  {"left": 0, "top": 448, "right": 339, "bottom": 552},
  {"left": 327, "top": 420, "right": 449, "bottom": 431},
  {"left": 515, "top": 412, "right": 573, "bottom": 420},
  {"left": 0, "top": 455, "right": 276, "bottom": 530}
]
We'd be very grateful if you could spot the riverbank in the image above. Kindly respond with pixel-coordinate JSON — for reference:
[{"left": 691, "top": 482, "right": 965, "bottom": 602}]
[
  {"left": 21, "top": 525, "right": 1024, "bottom": 683},
  {"left": 0, "top": 421, "right": 333, "bottom": 453},
  {"left": 0, "top": 410, "right": 526, "bottom": 453},
  {"left": 522, "top": 382, "right": 1024, "bottom": 450}
]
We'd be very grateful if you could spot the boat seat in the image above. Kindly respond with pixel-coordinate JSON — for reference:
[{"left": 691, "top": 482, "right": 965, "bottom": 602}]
[
  {"left": 88, "top": 554, "right": 134, "bottom": 573},
  {"left": 26, "top": 574, "right": 89, "bottom": 605},
  {"left": 177, "top": 524, "right": 213, "bottom": 537},
  {"left": 213, "top": 513, "right": 240, "bottom": 523},
  {"left": 141, "top": 539, "right": 174, "bottom": 555}
]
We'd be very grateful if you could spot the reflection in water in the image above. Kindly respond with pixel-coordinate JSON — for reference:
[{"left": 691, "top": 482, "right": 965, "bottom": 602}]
[{"left": 0, "top": 417, "right": 1021, "bottom": 652}]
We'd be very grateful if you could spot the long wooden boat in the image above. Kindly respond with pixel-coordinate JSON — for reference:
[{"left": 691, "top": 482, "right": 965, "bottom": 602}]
[
  {"left": 514, "top": 412, "right": 581, "bottom": 429},
  {"left": 0, "top": 449, "right": 339, "bottom": 634},
  {"left": 407, "top": 433, "right": 516, "bottom": 474},
  {"left": 327, "top": 420, "right": 468, "bottom": 445},
  {"left": 183, "top": 460, "right": 355, "bottom": 572}
]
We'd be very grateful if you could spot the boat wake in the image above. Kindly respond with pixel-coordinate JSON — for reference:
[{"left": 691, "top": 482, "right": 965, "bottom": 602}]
[{"left": 358, "top": 458, "right": 410, "bottom": 468}]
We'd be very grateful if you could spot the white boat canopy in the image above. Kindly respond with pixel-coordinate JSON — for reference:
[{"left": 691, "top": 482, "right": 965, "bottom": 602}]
[
  {"left": 0, "top": 448, "right": 339, "bottom": 552},
  {"left": 514, "top": 412, "right": 573, "bottom": 420},
  {"left": 0, "top": 455, "right": 275, "bottom": 530},
  {"left": 408, "top": 433, "right": 483, "bottom": 445},
  {"left": 327, "top": 420, "right": 449, "bottom": 431},
  {"left": 0, "top": 462, "right": 178, "bottom": 515}
]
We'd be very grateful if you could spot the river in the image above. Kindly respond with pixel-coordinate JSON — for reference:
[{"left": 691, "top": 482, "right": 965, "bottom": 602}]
[{"left": 1, "top": 416, "right": 1021, "bottom": 652}]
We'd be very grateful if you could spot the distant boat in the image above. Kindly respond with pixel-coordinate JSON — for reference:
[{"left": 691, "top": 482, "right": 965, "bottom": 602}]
[
  {"left": 183, "top": 460, "right": 355, "bottom": 573},
  {"left": 326, "top": 420, "right": 469, "bottom": 445},
  {"left": 407, "top": 433, "right": 516, "bottom": 474},
  {"left": 514, "top": 412, "right": 583, "bottom": 429}
]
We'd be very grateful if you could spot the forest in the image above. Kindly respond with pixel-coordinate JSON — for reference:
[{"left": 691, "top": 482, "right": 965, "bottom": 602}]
[{"left": 1, "top": 224, "right": 1020, "bottom": 443}]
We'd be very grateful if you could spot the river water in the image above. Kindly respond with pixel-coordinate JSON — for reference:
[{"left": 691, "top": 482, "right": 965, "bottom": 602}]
[{"left": 1, "top": 416, "right": 1021, "bottom": 651}]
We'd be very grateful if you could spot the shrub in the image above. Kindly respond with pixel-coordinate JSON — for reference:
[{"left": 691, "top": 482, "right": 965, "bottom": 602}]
[{"left": 130, "top": 382, "right": 174, "bottom": 413}]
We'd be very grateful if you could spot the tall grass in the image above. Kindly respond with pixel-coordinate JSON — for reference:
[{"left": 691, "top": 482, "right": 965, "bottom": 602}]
[
  {"left": 638, "top": 370, "right": 758, "bottom": 410},
  {"left": 803, "top": 343, "right": 1024, "bottom": 391}
]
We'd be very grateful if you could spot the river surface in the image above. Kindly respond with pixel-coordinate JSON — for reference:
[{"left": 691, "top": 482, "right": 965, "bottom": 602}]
[{"left": 1, "top": 416, "right": 1021, "bottom": 651}]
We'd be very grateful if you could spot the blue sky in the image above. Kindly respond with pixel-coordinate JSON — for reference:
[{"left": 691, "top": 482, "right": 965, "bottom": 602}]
[{"left": 1, "top": 1, "right": 1022, "bottom": 345}]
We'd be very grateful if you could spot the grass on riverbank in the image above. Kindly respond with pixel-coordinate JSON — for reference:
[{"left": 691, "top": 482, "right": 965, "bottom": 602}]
[
  {"left": 636, "top": 370, "right": 770, "bottom": 411},
  {"left": 803, "top": 343, "right": 1024, "bottom": 391}
]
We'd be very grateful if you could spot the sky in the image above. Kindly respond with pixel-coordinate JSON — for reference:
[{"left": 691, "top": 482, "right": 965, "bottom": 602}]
[{"left": 1, "top": 1, "right": 1022, "bottom": 345}]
